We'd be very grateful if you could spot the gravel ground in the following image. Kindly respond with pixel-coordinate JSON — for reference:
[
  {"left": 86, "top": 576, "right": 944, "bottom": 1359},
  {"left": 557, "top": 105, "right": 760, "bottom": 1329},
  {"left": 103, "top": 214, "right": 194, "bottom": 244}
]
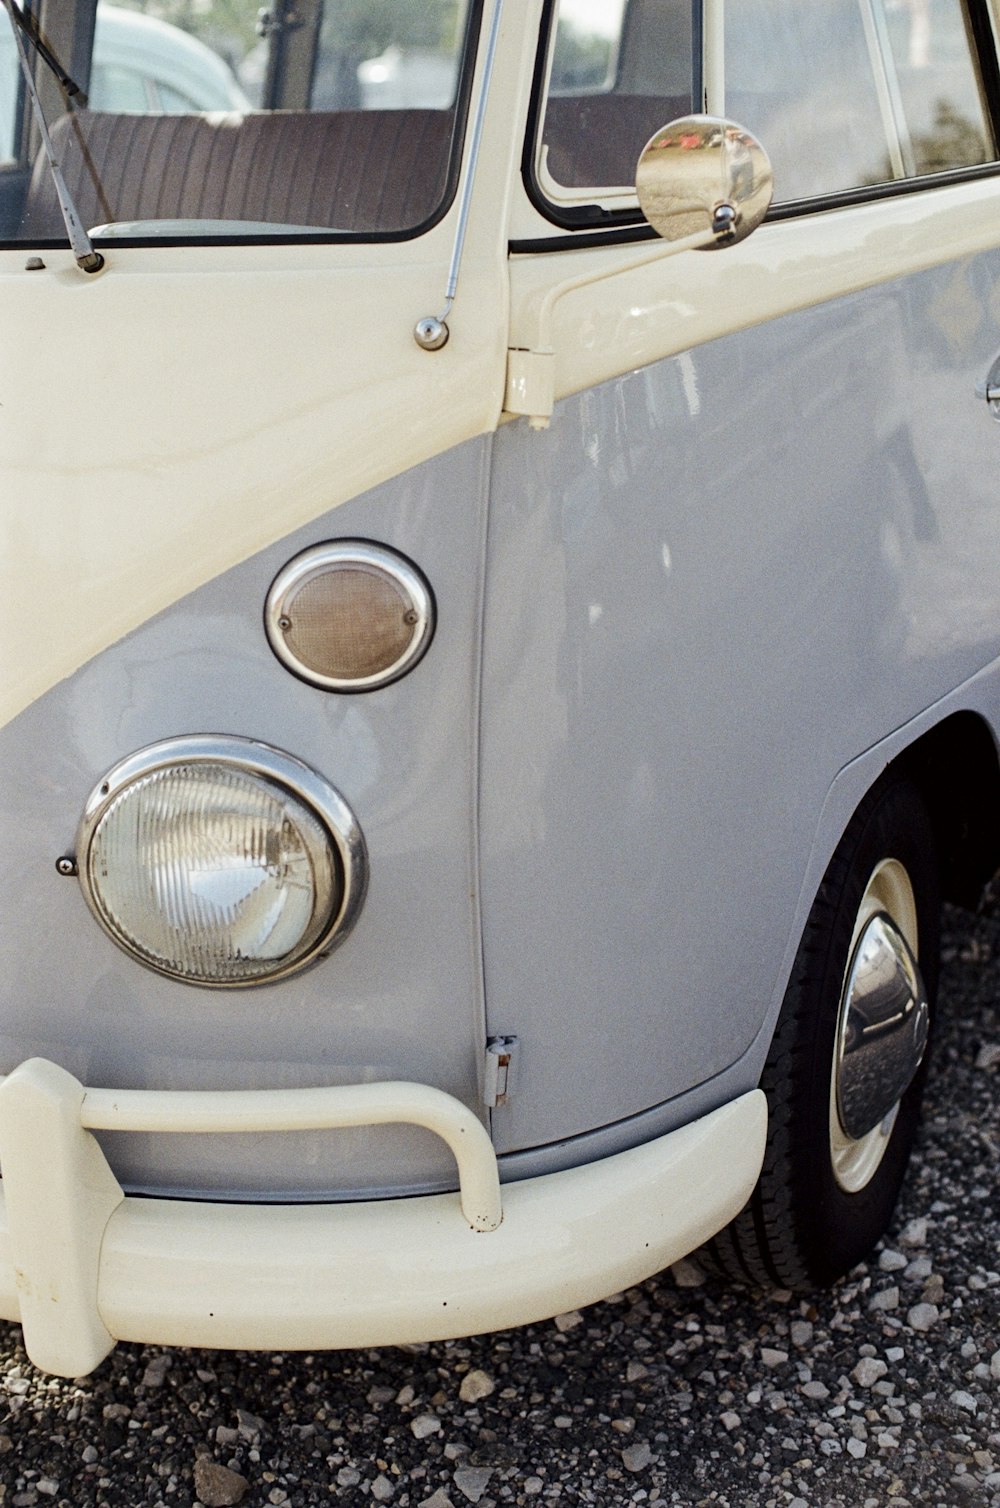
[{"left": 0, "top": 902, "right": 997, "bottom": 1508}]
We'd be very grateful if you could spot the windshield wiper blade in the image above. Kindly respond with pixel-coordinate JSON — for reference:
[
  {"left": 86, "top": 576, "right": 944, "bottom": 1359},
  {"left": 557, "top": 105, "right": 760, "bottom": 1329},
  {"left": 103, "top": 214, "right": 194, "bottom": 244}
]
[
  {"left": 1, "top": 0, "right": 103, "bottom": 273},
  {"left": 7, "top": 0, "right": 87, "bottom": 102}
]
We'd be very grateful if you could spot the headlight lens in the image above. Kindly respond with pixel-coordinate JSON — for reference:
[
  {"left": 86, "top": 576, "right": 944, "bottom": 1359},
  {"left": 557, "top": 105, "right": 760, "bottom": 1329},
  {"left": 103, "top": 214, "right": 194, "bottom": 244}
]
[{"left": 77, "top": 738, "right": 366, "bottom": 986}]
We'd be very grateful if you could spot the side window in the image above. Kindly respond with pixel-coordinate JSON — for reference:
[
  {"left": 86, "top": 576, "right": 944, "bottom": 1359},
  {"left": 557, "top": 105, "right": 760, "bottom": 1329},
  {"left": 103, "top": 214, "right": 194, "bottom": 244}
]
[
  {"left": 537, "top": 0, "right": 696, "bottom": 196},
  {"left": 531, "top": 0, "right": 996, "bottom": 223},
  {"left": 726, "top": 0, "right": 996, "bottom": 203},
  {"left": 881, "top": 0, "right": 994, "bottom": 175}
]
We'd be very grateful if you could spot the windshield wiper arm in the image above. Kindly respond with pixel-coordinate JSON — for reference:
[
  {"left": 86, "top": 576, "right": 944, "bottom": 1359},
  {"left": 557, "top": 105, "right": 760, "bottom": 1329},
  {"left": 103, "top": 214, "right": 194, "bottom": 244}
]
[
  {"left": 6, "top": 0, "right": 87, "bottom": 102},
  {"left": 1, "top": 0, "right": 103, "bottom": 274}
]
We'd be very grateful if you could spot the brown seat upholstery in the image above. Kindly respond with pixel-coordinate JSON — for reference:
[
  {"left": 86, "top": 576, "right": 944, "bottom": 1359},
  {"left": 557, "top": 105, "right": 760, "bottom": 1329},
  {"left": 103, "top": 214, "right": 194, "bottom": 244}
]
[{"left": 20, "top": 108, "right": 455, "bottom": 238}]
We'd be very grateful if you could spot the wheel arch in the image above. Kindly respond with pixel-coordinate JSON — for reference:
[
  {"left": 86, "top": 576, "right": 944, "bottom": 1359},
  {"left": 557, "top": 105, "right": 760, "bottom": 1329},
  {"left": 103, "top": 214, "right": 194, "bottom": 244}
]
[
  {"left": 750, "top": 704, "right": 1000, "bottom": 1143},
  {"left": 892, "top": 709, "right": 1000, "bottom": 910}
]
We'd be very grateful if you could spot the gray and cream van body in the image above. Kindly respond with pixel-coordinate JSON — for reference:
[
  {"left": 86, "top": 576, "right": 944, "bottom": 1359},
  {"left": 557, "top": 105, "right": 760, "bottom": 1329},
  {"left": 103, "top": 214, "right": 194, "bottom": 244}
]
[{"left": 2, "top": 0, "right": 1000, "bottom": 1375}]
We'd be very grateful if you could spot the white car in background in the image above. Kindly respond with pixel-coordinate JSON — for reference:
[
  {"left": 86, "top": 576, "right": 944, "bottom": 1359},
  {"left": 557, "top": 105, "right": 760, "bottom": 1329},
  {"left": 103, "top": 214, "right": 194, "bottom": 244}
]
[
  {"left": 89, "top": 4, "right": 250, "bottom": 113},
  {"left": 0, "top": 3, "right": 249, "bottom": 159}
]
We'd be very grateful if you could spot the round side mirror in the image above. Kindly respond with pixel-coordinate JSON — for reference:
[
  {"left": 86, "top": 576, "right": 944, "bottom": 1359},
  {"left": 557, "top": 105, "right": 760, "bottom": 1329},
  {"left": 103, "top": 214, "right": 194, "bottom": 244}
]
[{"left": 636, "top": 115, "right": 773, "bottom": 249}]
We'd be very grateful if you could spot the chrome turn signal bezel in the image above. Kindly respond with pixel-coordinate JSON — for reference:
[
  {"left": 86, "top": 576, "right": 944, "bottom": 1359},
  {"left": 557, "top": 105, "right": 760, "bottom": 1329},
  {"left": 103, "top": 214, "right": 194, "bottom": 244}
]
[
  {"left": 75, "top": 735, "right": 368, "bottom": 988},
  {"left": 264, "top": 540, "right": 434, "bottom": 692}
]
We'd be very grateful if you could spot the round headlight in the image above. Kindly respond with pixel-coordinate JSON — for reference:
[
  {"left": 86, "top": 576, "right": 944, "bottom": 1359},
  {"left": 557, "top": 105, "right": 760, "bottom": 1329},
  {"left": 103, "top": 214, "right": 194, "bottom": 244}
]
[{"left": 76, "top": 737, "right": 367, "bottom": 986}]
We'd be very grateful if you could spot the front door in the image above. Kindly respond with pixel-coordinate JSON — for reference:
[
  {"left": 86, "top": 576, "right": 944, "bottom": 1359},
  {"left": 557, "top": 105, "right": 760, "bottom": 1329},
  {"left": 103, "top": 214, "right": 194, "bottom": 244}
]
[{"left": 480, "top": 0, "right": 1000, "bottom": 1157}]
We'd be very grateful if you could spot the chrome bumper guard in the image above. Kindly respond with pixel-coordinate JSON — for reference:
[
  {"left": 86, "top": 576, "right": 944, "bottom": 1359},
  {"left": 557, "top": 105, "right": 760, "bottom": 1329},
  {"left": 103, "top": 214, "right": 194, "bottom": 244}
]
[{"left": 0, "top": 1059, "right": 766, "bottom": 1377}]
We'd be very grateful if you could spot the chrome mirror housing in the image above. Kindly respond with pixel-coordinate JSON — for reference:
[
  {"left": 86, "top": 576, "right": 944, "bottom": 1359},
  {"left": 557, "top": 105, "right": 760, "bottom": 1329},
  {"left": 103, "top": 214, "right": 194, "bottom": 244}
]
[{"left": 636, "top": 115, "right": 773, "bottom": 249}]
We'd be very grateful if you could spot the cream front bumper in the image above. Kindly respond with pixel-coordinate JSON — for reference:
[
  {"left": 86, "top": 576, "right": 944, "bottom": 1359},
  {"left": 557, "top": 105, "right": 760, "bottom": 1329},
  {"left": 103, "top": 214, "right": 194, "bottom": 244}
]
[{"left": 0, "top": 1059, "right": 766, "bottom": 1378}]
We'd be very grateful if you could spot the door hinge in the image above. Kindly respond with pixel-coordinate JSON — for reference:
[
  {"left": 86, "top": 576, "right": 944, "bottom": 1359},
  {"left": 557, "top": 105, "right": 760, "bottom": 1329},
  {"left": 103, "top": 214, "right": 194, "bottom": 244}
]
[{"left": 482, "top": 1036, "right": 519, "bottom": 1108}]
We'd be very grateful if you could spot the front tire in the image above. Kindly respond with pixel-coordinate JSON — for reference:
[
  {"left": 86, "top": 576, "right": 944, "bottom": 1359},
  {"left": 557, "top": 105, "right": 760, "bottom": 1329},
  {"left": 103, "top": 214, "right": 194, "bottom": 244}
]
[{"left": 709, "top": 774, "right": 940, "bottom": 1289}]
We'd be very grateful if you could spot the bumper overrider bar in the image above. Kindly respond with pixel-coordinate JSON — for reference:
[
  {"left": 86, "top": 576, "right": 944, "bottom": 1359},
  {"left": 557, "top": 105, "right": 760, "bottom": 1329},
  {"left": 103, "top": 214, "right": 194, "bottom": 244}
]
[{"left": 0, "top": 1059, "right": 766, "bottom": 1377}]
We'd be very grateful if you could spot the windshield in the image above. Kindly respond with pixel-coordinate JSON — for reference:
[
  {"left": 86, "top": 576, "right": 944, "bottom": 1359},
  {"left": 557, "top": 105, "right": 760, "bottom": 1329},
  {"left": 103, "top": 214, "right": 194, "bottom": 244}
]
[{"left": 0, "top": 0, "right": 477, "bottom": 245}]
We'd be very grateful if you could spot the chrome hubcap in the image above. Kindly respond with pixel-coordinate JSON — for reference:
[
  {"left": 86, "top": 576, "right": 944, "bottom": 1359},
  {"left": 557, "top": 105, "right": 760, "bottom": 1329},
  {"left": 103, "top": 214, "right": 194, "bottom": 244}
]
[
  {"left": 836, "top": 912, "right": 928, "bottom": 1139},
  {"left": 829, "top": 859, "right": 927, "bottom": 1194}
]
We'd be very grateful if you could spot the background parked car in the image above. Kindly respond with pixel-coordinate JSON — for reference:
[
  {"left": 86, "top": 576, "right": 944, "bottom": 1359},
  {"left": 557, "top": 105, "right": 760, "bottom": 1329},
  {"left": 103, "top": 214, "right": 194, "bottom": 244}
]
[{"left": 0, "top": 2, "right": 249, "bottom": 161}]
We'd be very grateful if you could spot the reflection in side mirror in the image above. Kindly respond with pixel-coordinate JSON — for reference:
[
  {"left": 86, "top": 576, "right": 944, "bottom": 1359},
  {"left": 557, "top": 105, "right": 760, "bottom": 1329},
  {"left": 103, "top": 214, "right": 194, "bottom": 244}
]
[{"left": 636, "top": 115, "right": 773, "bottom": 249}]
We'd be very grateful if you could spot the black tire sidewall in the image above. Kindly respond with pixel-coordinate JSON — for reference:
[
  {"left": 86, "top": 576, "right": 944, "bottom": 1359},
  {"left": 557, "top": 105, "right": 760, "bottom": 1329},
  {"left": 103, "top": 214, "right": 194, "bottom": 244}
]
[{"left": 766, "top": 777, "right": 940, "bottom": 1286}]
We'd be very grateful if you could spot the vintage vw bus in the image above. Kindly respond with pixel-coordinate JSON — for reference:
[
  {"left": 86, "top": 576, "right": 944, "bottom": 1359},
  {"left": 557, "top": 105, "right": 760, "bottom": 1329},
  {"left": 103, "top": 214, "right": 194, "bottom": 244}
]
[{"left": 2, "top": 0, "right": 1000, "bottom": 1379}]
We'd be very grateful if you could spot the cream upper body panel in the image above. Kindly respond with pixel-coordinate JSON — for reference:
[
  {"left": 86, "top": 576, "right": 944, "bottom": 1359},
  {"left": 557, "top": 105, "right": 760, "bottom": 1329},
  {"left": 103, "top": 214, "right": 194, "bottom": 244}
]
[
  {"left": 504, "top": 177, "right": 1000, "bottom": 425},
  {"left": 0, "top": 239, "right": 502, "bottom": 728},
  {"left": 0, "top": 0, "right": 542, "bottom": 731}
]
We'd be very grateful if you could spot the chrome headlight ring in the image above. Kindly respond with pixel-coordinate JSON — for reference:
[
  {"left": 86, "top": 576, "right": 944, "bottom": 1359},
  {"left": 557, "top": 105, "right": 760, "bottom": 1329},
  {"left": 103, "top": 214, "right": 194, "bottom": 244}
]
[{"left": 75, "top": 735, "right": 367, "bottom": 988}]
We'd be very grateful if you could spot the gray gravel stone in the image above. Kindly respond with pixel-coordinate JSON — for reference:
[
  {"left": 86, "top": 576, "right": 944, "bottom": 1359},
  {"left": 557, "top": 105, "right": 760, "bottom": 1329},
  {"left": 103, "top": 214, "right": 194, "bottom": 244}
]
[
  {"left": 419, "top": 1491, "right": 454, "bottom": 1508},
  {"left": 671, "top": 1258, "right": 706, "bottom": 1288},
  {"left": 621, "top": 1442, "right": 653, "bottom": 1472},
  {"left": 192, "top": 1458, "right": 249, "bottom": 1507},
  {"left": 141, "top": 1353, "right": 172, "bottom": 1389},
  {"left": 853, "top": 1358, "right": 889, "bottom": 1387},
  {"left": 452, "top": 1466, "right": 494, "bottom": 1503},
  {"left": 458, "top": 1370, "right": 494, "bottom": 1404},
  {"left": 907, "top": 1302, "right": 940, "bottom": 1331},
  {"left": 411, "top": 1414, "right": 441, "bottom": 1439},
  {"left": 899, "top": 1217, "right": 929, "bottom": 1247},
  {"left": 235, "top": 1409, "right": 264, "bottom": 1442}
]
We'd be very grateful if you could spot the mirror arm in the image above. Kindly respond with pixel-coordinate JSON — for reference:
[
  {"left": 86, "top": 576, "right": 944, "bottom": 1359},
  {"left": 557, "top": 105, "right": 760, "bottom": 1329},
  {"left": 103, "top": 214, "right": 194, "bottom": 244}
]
[
  {"left": 504, "top": 226, "right": 716, "bottom": 429},
  {"left": 507, "top": 115, "right": 771, "bottom": 427}
]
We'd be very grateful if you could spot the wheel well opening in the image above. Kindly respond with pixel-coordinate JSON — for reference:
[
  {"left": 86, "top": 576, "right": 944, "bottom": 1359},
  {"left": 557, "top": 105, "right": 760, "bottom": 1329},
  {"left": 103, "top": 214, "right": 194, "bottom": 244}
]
[{"left": 895, "top": 711, "right": 1000, "bottom": 910}]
